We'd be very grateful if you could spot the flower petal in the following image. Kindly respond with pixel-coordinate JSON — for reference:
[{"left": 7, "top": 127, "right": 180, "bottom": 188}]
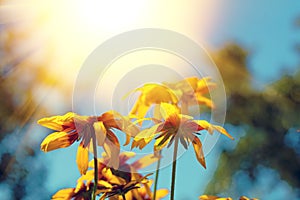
[
  {"left": 76, "top": 142, "right": 89, "bottom": 175},
  {"left": 159, "top": 103, "right": 179, "bottom": 121},
  {"left": 103, "top": 137, "right": 120, "bottom": 169},
  {"left": 213, "top": 125, "right": 234, "bottom": 140},
  {"left": 94, "top": 121, "right": 107, "bottom": 146},
  {"left": 132, "top": 124, "right": 162, "bottom": 149},
  {"left": 194, "top": 120, "right": 234, "bottom": 140},
  {"left": 191, "top": 136, "right": 206, "bottom": 168},
  {"left": 131, "top": 154, "right": 159, "bottom": 170},
  {"left": 195, "top": 94, "right": 215, "bottom": 109},
  {"left": 129, "top": 83, "right": 179, "bottom": 119},
  {"left": 154, "top": 134, "right": 172, "bottom": 152},
  {"left": 156, "top": 189, "right": 169, "bottom": 199},
  {"left": 40, "top": 131, "right": 78, "bottom": 152},
  {"left": 38, "top": 112, "right": 75, "bottom": 131},
  {"left": 52, "top": 188, "right": 75, "bottom": 199}
]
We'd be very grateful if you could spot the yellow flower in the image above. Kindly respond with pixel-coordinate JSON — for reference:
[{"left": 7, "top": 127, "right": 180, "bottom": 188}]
[
  {"left": 163, "top": 76, "right": 216, "bottom": 109},
  {"left": 38, "top": 111, "right": 138, "bottom": 174},
  {"left": 132, "top": 103, "right": 233, "bottom": 168},
  {"left": 126, "top": 83, "right": 179, "bottom": 119},
  {"left": 108, "top": 180, "right": 168, "bottom": 200},
  {"left": 98, "top": 173, "right": 153, "bottom": 200},
  {"left": 126, "top": 77, "right": 216, "bottom": 120},
  {"left": 52, "top": 181, "right": 93, "bottom": 200}
]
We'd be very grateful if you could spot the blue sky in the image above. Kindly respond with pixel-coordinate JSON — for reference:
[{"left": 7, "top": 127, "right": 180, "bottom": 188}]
[{"left": 208, "top": 0, "right": 300, "bottom": 85}]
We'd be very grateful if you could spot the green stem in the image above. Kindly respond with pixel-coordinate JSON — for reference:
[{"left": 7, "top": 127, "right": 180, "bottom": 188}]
[
  {"left": 92, "top": 133, "right": 98, "bottom": 200},
  {"left": 153, "top": 150, "right": 162, "bottom": 200},
  {"left": 170, "top": 136, "right": 179, "bottom": 200}
]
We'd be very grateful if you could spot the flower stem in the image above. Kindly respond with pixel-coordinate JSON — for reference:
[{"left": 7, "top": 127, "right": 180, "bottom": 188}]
[
  {"left": 122, "top": 193, "right": 126, "bottom": 200},
  {"left": 153, "top": 150, "right": 162, "bottom": 200},
  {"left": 92, "top": 134, "right": 98, "bottom": 200},
  {"left": 170, "top": 136, "right": 179, "bottom": 200}
]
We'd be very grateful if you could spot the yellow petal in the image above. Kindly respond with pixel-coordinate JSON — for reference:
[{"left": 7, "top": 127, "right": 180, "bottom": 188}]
[
  {"left": 52, "top": 188, "right": 75, "bottom": 199},
  {"left": 156, "top": 189, "right": 169, "bottom": 199},
  {"left": 194, "top": 120, "right": 234, "bottom": 140},
  {"left": 76, "top": 143, "right": 89, "bottom": 175},
  {"left": 115, "top": 115, "right": 140, "bottom": 146},
  {"left": 40, "top": 131, "right": 78, "bottom": 152},
  {"left": 103, "top": 138, "right": 120, "bottom": 169},
  {"left": 51, "top": 188, "right": 75, "bottom": 200},
  {"left": 133, "top": 123, "right": 162, "bottom": 149},
  {"left": 159, "top": 103, "right": 180, "bottom": 120},
  {"left": 195, "top": 94, "right": 215, "bottom": 109},
  {"left": 213, "top": 125, "right": 234, "bottom": 140},
  {"left": 129, "top": 83, "right": 179, "bottom": 119},
  {"left": 192, "top": 136, "right": 206, "bottom": 168},
  {"left": 119, "top": 152, "right": 136, "bottom": 164},
  {"left": 94, "top": 121, "right": 107, "bottom": 146},
  {"left": 131, "top": 154, "right": 159, "bottom": 170},
  {"left": 98, "top": 111, "right": 120, "bottom": 129},
  {"left": 130, "top": 100, "right": 151, "bottom": 120},
  {"left": 196, "top": 77, "right": 216, "bottom": 93},
  {"left": 154, "top": 134, "right": 172, "bottom": 152},
  {"left": 38, "top": 112, "right": 75, "bottom": 131}
]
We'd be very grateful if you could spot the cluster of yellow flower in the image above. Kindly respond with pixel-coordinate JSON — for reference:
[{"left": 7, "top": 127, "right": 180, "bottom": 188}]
[{"left": 38, "top": 77, "right": 237, "bottom": 200}]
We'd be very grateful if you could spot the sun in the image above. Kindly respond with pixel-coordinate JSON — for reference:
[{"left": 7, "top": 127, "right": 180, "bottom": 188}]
[{"left": 0, "top": 0, "right": 221, "bottom": 87}]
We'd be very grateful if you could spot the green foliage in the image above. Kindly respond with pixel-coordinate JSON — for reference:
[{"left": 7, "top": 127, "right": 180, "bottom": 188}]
[{"left": 205, "top": 44, "right": 300, "bottom": 195}]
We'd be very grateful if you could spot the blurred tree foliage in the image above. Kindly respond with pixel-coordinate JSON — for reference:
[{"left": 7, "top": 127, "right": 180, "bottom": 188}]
[
  {"left": 0, "top": 23, "right": 57, "bottom": 199},
  {"left": 205, "top": 38, "right": 300, "bottom": 196}
]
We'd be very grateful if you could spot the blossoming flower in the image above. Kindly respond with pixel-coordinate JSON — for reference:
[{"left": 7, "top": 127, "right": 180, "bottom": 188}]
[
  {"left": 126, "top": 77, "right": 216, "bottom": 120},
  {"left": 90, "top": 152, "right": 164, "bottom": 199},
  {"left": 125, "top": 83, "right": 179, "bottom": 119},
  {"left": 38, "top": 111, "right": 139, "bottom": 174},
  {"left": 98, "top": 173, "right": 153, "bottom": 200},
  {"left": 163, "top": 76, "right": 217, "bottom": 110},
  {"left": 132, "top": 103, "right": 233, "bottom": 168},
  {"left": 108, "top": 180, "right": 168, "bottom": 200},
  {"left": 52, "top": 181, "right": 94, "bottom": 200}
]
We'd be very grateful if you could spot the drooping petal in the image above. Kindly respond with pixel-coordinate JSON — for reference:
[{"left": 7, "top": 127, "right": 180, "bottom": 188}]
[
  {"left": 195, "top": 94, "right": 215, "bottom": 109},
  {"left": 159, "top": 103, "right": 180, "bottom": 121},
  {"left": 40, "top": 131, "right": 78, "bottom": 152},
  {"left": 128, "top": 83, "right": 179, "bottom": 119},
  {"left": 103, "top": 136, "right": 120, "bottom": 169},
  {"left": 213, "top": 125, "right": 234, "bottom": 140},
  {"left": 76, "top": 142, "right": 89, "bottom": 175},
  {"left": 154, "top": 134, "right": 172, "bottom": 152},
  {"left": 116, "top": 115, "right": 140, "bottom": 146},
  {"left": 131, "top": 154, "right": 159, "bottom": 170},
  {"left": 98, "top": 111, "right": 120, "bottom": 129},
  {"left": 194, "top": 120, "right": 234, "bottom": 140},
  {"left": 191, "top": 136, "right": 206, "bottom": 168},
  {"left": 119, "top": 152, "right": 136, "bottom": 165},
  {"left": 131, "top": 123, "right": 162, "bottom": 149},
  {"left": 130, "top": 99, "right": 151, "bottom": 120},
  {"left": 156, "top": 189, "right": 169, "bottom": 199},
  {"left": 38, "top": 112, "right": 75, "bottom": 131},
  {"left": 196, "top": 77, "right": 217, "bottom": 93},
  {"left": 94, "top": 121, "right": 107, "bottom": 146},
  {"left": 52, "top": 188, "right": 75, "bottom": 199},
  {"left": 102, "top": 168, "right": 127, "bottom": 185}
]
